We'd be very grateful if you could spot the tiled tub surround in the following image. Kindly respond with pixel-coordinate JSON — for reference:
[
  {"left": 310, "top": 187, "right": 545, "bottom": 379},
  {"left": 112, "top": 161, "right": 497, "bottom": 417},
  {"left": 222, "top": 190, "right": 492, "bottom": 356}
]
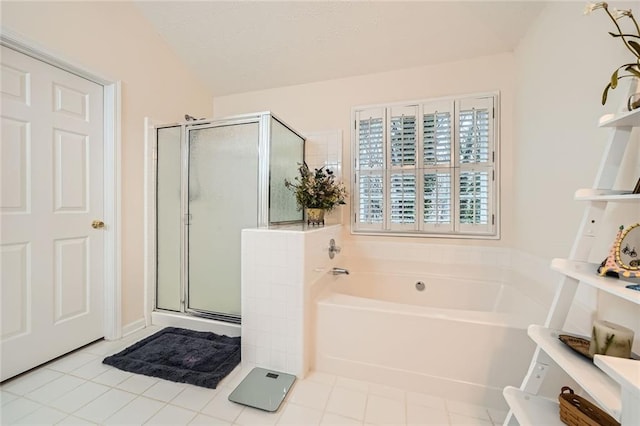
[
  {"left": 240, "top": 224, "right": 343, "bottom": 378},
  {"left": 315, "top": 241, "right": 550, "bottom": 411}
]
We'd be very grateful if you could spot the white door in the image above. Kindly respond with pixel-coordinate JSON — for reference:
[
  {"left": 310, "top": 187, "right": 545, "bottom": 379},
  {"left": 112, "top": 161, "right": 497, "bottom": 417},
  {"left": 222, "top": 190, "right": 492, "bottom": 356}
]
[{"left": 1, "top": 46, "right": 105, "bottom": 381}]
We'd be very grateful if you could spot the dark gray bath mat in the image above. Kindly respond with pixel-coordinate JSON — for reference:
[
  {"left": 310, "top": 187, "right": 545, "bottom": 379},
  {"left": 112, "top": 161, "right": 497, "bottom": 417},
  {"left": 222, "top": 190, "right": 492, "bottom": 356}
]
[{"left": 103, "top": 327, "right": 240, "bottom": 389}]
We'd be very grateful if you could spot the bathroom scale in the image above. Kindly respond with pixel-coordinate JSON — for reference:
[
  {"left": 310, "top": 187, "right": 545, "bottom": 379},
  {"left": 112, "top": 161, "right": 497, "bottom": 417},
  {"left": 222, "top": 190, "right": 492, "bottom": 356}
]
[{"left": 228, "top": 367, "right": 296, "bottom": 412}]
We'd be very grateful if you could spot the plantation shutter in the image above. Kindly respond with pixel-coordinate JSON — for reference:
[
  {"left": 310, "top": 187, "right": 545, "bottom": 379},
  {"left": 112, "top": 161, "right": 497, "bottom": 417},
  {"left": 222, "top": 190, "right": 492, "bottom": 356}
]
[
  {"left": 422, "top": 101, "right": 454, "bottom": 232},
  {"left": 387, "top": 106, "right": 417, "bottom": 230},
  {"left": 355, "top": 109, "right": 385, "bottom": 229},
  {"left": 352, "top": 93, "right": 497, "bottom": 237},
  {"left": 456, "top": 97, "right": 495, "bottom": 234}
]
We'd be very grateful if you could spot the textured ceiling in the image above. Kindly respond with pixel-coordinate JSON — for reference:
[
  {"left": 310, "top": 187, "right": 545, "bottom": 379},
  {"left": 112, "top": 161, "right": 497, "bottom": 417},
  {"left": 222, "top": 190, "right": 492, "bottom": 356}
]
[{"left": 134, "top": 1, "right": 546, "bottom": 96}]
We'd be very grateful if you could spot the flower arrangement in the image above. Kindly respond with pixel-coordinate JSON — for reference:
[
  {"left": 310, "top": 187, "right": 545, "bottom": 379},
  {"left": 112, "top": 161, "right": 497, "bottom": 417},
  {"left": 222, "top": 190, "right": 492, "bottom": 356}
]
[
  {"left": 284, "top": 163, "right": 347, "bottom": 212},
  {"left": 584, "top": 2, "right": 640, "bottom": 106}
]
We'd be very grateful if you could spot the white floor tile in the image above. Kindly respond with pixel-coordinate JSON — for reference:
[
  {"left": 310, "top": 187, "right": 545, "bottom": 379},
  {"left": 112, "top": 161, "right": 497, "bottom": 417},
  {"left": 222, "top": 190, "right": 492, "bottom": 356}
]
[
  {"left": 488, "top": 408, "right": 508, "bottom": 424},
  {"left": 82, "top": 339, "right": 131, "bottom": 357},
  {"left": 145, "top": 404, "right": 197, "bottom": 425},
  {"left": 47, "top": 352, "right": 99, "bottom": 374},
  {"left": 325, "top": 386, "right": 367, "bottom": 421},
  {"left": 234, "top": 405, "right": 280, "bottom": 425},
  {"left": 0, "top": 331, "right": 504, "bottom": 426},
  {"left": 69, "top": 358, "right": 112, "bottom": 380},
  {"left": 334, "top": 377, "right": 370, "bottom": 393},
  {"left": 289, "top": 379, "right": 333, "bottom": 411},
  {"left": 115, "top": 374, "right": 158, "bottom": 394},
  {"left": 74, "top": 388, "right": 137, "bottom": 423},
  {"left": 320, "top": 412, "right": 362, "bottom": 425},
  {"left": 143, "top": 379, "right": 187, "bottom": 402},
  {"left": 406, "top": 404, "right": 449, "bottom": 426},
  {"left": 276, "top": 402, "right": 323, "bottom": 425},
  {"left": 103, "top": 395, "right": 165, "bottom": 425},
  {"left": 369, "top": 383, "right": 406, "bottom": 402},
  {"left": 220, "top": 364, "right": 255, "bottom": 390},
  {"left": 200, "top": 391, "right": 244, "bottom": 423},
  {"left": 449, "top": 413, "right": 492, "bottom": 426},
  {"left": 406, "top": 392, "right": 447, "bottom": 410},
  {"left": 0, "top": 397, "right": 43, "bottom": 424},
  {"left": 48, "top": 381, "right": 110, "bottom": 413},
  {"left": 171, "top": 385, "right": 218, "bottom": 412},
  {"left": 1, "top": 389, "right": 19, "bottom": 406},
  {"left": 364, "top": 394, "right": 405, "bottom": 425},
  {"left": 188, "top": 412, "right": 233, "bottom": 425},
  {"left": 13, "top": 405, "right": 67, "bottom": 425},
  {"left": 92, "top": 368, "right": 133, "bottom": 386},
  {"left": 446, "top": 401, "right": 491, "bottom": 421},
  {"left": 25, "top": 374, "right": 85, "bottom": 404},
  {"left": 1, "top": 368, "right": 63, "bottom": 395},
  {"left": 305, "top": 371, "right": 337, "bottom": 386},
  {"left": 57, "top": 415, "right": 98, "bottom": 425}
]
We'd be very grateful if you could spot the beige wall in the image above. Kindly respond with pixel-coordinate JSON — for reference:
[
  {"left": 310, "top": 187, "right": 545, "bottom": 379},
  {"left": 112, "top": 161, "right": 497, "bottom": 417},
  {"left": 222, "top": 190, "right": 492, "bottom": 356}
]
[
  {"left": 213, "top": 52, "right": 517, "bottom": 249},
  {"left": 513, "top": 1, "right": 640, "bottom": 261},
  {"left": 2, "top": 1, "right": 214, "bottom": 328}
]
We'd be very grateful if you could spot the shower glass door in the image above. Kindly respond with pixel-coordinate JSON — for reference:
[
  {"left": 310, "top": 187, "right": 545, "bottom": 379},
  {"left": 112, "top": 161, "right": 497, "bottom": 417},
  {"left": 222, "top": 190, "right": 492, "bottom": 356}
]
[{"left": 187, "top": 122, "right": 259, "bottom": 321}]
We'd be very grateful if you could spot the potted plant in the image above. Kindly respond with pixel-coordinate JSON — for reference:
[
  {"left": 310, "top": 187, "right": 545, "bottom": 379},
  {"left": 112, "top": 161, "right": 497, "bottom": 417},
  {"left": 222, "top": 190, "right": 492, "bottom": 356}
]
[
  {"left": 585, "top": 2, "right": 640, "bottom": 109},
  {"left": 284, "top": 162, "right": 347, "bottom": 225}
]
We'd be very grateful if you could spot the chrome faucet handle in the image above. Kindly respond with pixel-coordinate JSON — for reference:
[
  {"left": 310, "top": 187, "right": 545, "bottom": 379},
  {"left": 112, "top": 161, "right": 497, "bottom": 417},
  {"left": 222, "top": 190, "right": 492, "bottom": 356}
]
[{"left": 328, "top": 238, "right": 341, "bottom": 259}]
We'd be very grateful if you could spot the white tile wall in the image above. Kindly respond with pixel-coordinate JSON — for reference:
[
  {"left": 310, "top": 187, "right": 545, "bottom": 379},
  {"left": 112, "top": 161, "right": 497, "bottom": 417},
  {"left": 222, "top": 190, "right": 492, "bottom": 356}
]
[
  {"left": 304, "top": 131, "right": 344, "bottom": 226},
  {"left": 303, "top": 131, "right": 342, "bottom": 179},
  {"left": 241, "top": 225, "right": 344, "bottom": 377}
]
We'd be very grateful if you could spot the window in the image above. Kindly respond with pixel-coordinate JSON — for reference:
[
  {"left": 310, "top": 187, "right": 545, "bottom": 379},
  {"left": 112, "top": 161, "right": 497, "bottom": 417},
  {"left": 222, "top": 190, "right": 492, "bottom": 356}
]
[{"left": 352, "top": 93, "right": 498, "bottom": 237}]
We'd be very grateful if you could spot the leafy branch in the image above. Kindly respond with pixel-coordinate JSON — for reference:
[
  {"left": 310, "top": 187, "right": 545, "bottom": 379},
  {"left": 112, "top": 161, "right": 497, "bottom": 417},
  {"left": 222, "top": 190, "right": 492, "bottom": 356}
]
[{"left": 585, "top": 2, "right": 640, "bottom": 105}]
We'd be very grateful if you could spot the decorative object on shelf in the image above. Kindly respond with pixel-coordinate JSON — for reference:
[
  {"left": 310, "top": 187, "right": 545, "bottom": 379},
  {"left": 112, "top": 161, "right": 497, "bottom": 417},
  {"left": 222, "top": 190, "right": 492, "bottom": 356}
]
[
  {"left": 589, "top": 319, "right": 634, "bottom": 358},
  {"left": 628, "top": 92, "right": 640, "bottom": 110},
  {"left": 559, "top": 334, "right": 596, "bottom": 360},
  {"left": 633, "top": 177, "right": 640, "bottom": 194},
  {"left": 305, "top": 208, "right": 325, "bottom": 226},
  {"left": 559, "top": 333, "right": 639, "bottom": 360},
  {"left": 598, "top": 223, "right": 640, "bottom": 278},
  {"left": 584, "top": 2, "right": 640, "bottom": 108},
  {"left": 558, "top": 386, "right": 620, "bottom": 426},
  {"left": 284, "top": 162, "right": 347, "bottom": 227}
]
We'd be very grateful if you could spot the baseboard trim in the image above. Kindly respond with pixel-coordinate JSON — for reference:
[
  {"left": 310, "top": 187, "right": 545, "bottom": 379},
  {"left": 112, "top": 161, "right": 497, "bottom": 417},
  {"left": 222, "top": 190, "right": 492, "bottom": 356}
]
[{"left": 121, "top": 318, "right": 147, "bottom": 338}]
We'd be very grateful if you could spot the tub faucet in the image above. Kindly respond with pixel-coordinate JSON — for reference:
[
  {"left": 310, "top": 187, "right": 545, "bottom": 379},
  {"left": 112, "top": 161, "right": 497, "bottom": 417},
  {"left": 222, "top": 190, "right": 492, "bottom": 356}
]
[{"left": 331, "top": 267, "right": 349, "bottom": 275}]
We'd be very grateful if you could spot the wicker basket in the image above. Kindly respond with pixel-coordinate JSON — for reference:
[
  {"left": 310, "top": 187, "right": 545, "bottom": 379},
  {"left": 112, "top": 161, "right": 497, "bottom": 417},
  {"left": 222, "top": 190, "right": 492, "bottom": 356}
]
[{"left": 558, "top": 387, "right": 620, "bottom": 426}]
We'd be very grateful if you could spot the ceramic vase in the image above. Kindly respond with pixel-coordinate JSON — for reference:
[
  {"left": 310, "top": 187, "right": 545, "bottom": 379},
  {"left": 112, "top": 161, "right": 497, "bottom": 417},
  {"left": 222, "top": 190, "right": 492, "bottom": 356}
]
[{"left": 306, "top": 208, "right": 325, "bottom": 226}]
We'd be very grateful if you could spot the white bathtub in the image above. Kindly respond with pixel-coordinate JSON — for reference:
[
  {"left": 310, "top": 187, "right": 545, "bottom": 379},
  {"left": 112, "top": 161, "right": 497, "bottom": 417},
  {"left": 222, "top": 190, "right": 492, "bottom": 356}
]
[{"left": 314, "top": 271, "right": 543, "bottom": 409}]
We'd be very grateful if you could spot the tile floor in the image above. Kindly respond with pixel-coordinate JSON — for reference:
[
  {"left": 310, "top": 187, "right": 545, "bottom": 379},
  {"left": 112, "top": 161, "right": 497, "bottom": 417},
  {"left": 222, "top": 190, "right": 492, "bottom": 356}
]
[{"left": 1, "top": 326, "right": 507, "bottom": 426}]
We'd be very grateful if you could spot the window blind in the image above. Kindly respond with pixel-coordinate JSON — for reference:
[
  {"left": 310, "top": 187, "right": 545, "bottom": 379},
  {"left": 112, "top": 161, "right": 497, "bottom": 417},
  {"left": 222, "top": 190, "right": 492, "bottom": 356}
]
[{"left": 352, "top": 93, "right": 498, "bottom": 237}]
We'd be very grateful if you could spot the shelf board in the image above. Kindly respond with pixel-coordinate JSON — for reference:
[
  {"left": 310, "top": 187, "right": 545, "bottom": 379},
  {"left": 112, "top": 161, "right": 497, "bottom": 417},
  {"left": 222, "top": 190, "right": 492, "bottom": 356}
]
[
  {"left": 574, "top": 188, "right": 640, "bottom": 203},
  {"left": 551, "top": 258, "right": 640, "bottom": 305},
  {"left": 528, "top": 325, "right": 621, "bottom": 421},
  {"left": 503, "top": 386, "right": 562, "bottom": 425},
  {"left": 594, "top": 355, "right": 640, "bottom": 399},
  {"left": 598, "top": 109, "right": 640, "bottom": 127}
]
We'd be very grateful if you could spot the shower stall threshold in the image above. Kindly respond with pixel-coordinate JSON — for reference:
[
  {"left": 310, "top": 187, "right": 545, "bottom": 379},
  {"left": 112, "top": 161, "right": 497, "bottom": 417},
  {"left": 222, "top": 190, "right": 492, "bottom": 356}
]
[{"left": 151, "top": 311, "right": 241, "bottom": 337}]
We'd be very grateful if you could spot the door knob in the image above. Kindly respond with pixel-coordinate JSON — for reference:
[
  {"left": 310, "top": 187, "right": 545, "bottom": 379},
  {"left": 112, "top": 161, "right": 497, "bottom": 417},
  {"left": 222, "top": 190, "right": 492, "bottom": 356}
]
[{"left": 91, "top": 220, "right": 105, "bottom": 229}]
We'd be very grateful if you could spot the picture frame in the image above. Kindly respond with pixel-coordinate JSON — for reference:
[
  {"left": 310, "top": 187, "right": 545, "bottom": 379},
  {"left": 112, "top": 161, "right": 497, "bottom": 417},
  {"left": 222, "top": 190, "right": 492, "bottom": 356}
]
[{"left": 599, "top": 223, "right": 640, "bottom": 279}]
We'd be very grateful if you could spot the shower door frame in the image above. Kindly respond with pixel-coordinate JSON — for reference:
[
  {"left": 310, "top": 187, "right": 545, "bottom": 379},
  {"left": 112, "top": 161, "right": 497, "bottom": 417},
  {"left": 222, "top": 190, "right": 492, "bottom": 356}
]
[
  {"left": 153, "top": 112, "right": 304, "bottom": 324},
  {"left": 182, "top": 115, "right": 266, "bottom": 323}
]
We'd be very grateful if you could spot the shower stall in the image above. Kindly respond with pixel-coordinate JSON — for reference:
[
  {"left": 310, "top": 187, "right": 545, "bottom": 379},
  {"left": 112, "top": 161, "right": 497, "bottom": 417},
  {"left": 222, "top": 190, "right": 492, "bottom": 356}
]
[{"left": 154, "top": 112, "right": 304, "bottom": 327}]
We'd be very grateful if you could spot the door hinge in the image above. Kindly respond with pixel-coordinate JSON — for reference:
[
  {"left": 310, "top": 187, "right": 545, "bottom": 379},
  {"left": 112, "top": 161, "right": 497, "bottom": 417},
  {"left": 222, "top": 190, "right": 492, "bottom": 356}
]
[
  {"left": 492, "top": 151, "right": 495, "bottom": 162},
  {"left": 492, "top": 214, "right": 495, "bottom": 225},
  {"left": 492, "top": 170, "right": 495, "bottom": 181}
]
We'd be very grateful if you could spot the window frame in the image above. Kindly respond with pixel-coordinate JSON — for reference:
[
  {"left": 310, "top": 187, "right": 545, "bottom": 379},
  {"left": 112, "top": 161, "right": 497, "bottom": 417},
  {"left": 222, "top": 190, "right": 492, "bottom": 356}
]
[{"left": 351, "top": 91, "right": 500, "bottom": 239}]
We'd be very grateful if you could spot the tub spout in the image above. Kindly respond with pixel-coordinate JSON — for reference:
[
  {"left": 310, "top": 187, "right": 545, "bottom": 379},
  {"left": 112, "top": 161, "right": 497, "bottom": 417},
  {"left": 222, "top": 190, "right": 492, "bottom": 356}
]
[{"left": 331, "top": 267, "right": 349, "bottom": 275}]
